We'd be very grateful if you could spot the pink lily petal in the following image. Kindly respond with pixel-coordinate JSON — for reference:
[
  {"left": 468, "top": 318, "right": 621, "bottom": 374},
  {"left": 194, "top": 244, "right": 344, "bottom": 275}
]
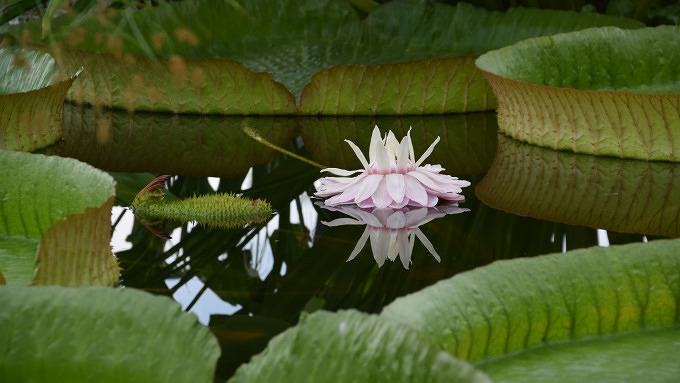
[
  {"left": 409, "top": 170, "right": 462, "bottom": 194},
  {"left": 385, "top": 210, "right": 407, "bottom": 229},
  {"left": 404, "top": 174, "right": 428, "bottom": 206},
  {"left": 357, "top": 197, "right": 376, "bottom": 208},
  {"left": 371, "top": 177, "right": 392, "bottom": 208},
  {"left": 389, "top": 197, "right": 410, "bottom": 209},
  {"left": 439, "top": 193, "right": 465, "bottom": 201},
  {"left": 353, "top": 174, "right": 383, "bottom": 203},
  {"left": 385, "top": 173, "right": 405, "bottom": 204},
  {"left": 325, "top": 189, "right": 359, "bottom": 206}
]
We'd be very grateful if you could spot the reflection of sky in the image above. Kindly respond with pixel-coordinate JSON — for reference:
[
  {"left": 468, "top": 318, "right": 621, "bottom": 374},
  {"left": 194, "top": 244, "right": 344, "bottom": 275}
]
[{"left": 165, "top": 277, "right": 241, "bottom": 325}]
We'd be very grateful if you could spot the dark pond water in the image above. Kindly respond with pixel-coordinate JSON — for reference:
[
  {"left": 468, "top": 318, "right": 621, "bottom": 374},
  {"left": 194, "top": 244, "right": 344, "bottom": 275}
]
[{"left": 45, "top": 103, "right": 676, "bottom": 380}]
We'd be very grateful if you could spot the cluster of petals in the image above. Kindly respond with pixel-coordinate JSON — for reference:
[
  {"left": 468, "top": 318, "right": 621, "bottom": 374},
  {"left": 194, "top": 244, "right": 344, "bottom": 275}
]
[
  {"left": 320, "top": 204, "right": 469, "bottom": 269},
  {"left": 315, "top": 126, "right": 471, "bottom": 208}
]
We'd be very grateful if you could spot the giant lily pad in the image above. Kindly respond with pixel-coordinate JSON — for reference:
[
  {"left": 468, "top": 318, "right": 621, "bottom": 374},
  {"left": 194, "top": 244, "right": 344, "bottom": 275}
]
[
  {"left": 0, "top": 48, "right": 79, "bottom": 151},
  {"left": 0, "top": 150, "right": 118, "bottom": 286},
  {"left": 0, "top": 285, "right": 220, "bottom": 382},
  {"left": 230, "top": 309, "right": 491, "bottom": 382},
  {"left": 16, "top": 0, "right": 642, "bottom": 114},
  {"left": 381, "top": 238, "right": 680, "bottom": 380},
  {"left": 476, "top": 26, "right": 680, "bottom": 161},
  {"left": 50, "top": 104, "right": 297, "bottom": 177},
  {"left": 476, "top": 135, "right": 680, "bottom": 238}
]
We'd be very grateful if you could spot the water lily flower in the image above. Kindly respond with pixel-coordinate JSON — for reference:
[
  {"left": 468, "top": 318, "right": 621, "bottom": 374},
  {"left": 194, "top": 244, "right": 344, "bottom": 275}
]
[
  {"left": 315, "top": 126, "right": 470, "bottom": 208},
  {"left": 319, "top": 203, "right": 469, "bottom": 269}
]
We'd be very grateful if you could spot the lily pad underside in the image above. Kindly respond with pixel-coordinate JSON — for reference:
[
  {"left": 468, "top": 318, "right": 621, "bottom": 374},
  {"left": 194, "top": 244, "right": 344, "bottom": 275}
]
[
  {"left": 0, "top": 48, "right": 79, "bottom": 151},
  {"left": 476, "top": 26, "right": 680, "bottom": 161},
  {"left": 0, "top": 150, "right": 118, "bottom": 286},
  {"left": 19, "top": 0, "right": 642, "bottom": 115},
  {"left": 476, "top": 135, "right": 680, "bottom": 238}
]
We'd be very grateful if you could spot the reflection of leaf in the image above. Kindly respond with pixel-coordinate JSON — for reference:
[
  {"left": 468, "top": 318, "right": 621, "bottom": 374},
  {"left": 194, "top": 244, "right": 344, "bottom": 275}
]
[
  {"left": 0, "top": 49, "right": 79, "bottom": 151},
  {"left": 0, "top": 150, "right": 118, "bottom": 286},
  {"left": 299, "top": 114, "right": 499, "bottom": 175},
  {"left": 16, "top": 0, "right": 642, "bottom": 114},
  {"left": 231, "top": 310, "right": 492, "bottom": 383},
  {"left": 381, "top": 238, "right": 680, "bottom": 374},
  {"left": 476, "top": 26, "right": 680, "bottom": 161},
  {"left": 0, "top": 285, "right": 220, "bottom": 382},
  {"left": 50, "top": 104, "right": 297, "bottom": 177},
  {"left": 476, "top": 135, "right": 680, "bottom": 238}
]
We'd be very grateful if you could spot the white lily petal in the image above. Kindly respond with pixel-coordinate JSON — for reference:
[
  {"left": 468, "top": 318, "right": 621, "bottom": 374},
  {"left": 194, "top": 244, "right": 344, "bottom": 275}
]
[
  {"left": 397, "top": 233, "right": 411, "bottom": 269},
  {"left": 320, "top": 168, "right": 365, "bottom": 176},
  {"left": 369, "top": 229, "right": 388, "bottom": 267},
  {"left": 375, "top": 137, "right": 391, "bottom": 173},
  {"left": 387, "top": 231, "right": 399, "bottom": 261},
  {"left": 415, "top": 228, "right": 441, "bottom": 262},
  {"left": 368, "top": 126, "right": 382, "bottom": 165},
  {"left": 415, "top": 136, "right": 441, "bottom": 167},
  {"left": 347, "top": 227, "right": 371, "bottom": 262},
  {"left": 407, "top": 127, "right": 415, "bottom": 162},
  {"left": 385, "top": 131, "right": 400, "bottom": 167},
  {"left": 396, "top": 137, "right": 410, "bottom": 172},
  {"left": 345, "top": 139, "right": 370, "bottom": 169},
  {"left": 321, "top": 218, "right": 363, "bottom": 227}
]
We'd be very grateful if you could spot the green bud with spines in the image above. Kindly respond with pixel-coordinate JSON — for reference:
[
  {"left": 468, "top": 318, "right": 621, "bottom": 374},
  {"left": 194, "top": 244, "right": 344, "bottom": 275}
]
[{"left": 131, "top": 175, "right": 272, "bottom": 232}]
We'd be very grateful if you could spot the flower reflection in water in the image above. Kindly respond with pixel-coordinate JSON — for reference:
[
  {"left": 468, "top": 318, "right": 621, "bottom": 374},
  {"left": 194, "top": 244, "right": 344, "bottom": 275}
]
[{"left": 319, "top": 203, "right": 469, "bottom": 269}]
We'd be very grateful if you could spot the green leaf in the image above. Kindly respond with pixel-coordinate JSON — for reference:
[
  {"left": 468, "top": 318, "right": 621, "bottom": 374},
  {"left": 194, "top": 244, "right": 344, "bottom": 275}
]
[
  {"left": 478, "top": 327, "right": 680, "bottom": 383},
  {"left": 476, "top": 26, "right": 680, "bottom": 161},
  {"left": 0, "top": 150, "right": 118, "bottom": 286},
  {"left": 299, "top": 114, "right": 499, "bottom": 176},
  {"left": 50, "top": 104, "right": 297, "bottom": 177},
  {"left": 0, "top": 235, "right": 39, "bottom": 284},
  {"left": 381, "top": 238, "right": 680, "bottom": 377},
  {"left": 14, "top": 0, "right": 642, "bottom": 114},
  {"left": 230, "top": 310, "right": 492, "bottom": 383},
  {"left": 476, "top": 135, "right": 680, "bottom": 238},
  {"left": 0, "top": 285, "right": 220, "bottom": 383},
  {"left": 0, "top": 48, "right": 79, "bottom": 151}
]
